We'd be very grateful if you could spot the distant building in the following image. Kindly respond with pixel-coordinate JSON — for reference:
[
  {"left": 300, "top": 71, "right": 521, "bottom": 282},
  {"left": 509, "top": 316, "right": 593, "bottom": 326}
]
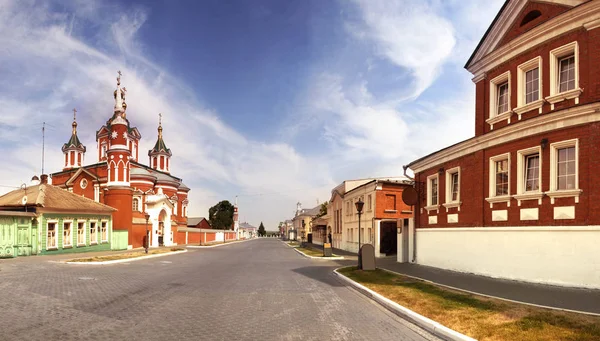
[
  {"left": 0, "top": 179, "right": 115, "bottom": 257},
  {"left": 239, "top": 222, "right": 257, "bottom": 239},
  {"left": 50, "top": 72, "right": 190, "bottom": 250},
  {"left": 187, "top": 217, "right": 211, "bottom": 229}
]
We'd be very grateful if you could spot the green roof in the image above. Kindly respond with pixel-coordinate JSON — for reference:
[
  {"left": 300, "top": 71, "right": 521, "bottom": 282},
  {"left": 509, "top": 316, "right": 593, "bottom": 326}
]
[
  {"left": 62, "top": 133, "right": 85, "bottom": 151},
  {"left": 150, "top": 136, "right": 171, "bottom": 155}
]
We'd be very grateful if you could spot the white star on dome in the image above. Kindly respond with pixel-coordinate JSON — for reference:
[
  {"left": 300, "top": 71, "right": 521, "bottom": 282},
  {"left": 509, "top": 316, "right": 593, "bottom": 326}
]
[
  {"left": 111, "top": 131, "right": 118, "bottom": 139},
  {"left": 122, "top": 132, "right": 128, "bottom": 139}
]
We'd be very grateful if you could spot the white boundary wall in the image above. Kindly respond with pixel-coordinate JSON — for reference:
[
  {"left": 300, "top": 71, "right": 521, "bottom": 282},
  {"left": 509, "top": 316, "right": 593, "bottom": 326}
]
[{"left": 415, "top": 226, "right": 600, "bottom": 289}]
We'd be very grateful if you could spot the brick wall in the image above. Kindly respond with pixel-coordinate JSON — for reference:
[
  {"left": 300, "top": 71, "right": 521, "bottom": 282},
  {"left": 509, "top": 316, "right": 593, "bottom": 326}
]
[
  {"left": 477, "top": 27, "right": 600, "bottom": 135},
  {"left": 418, "top": 124, "right": 597, "bottom": 228},
  {"left": 374, "top": 183, "right": 413, "bottom": 220}
]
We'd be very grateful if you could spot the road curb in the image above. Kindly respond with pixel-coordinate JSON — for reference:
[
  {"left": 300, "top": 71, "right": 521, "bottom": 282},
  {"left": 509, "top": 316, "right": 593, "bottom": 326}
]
[
  {"left": 187, "top": 239, "right": 255, "bottom": 248},
  {"left": 291, "top": 246, "right": 345, "bottom": 260},
  {"left": 333, "top": 268, "right": 476, "bottom": 341},
  {"left": 65, "top": 249, "right": 188, "bottom": 265}
]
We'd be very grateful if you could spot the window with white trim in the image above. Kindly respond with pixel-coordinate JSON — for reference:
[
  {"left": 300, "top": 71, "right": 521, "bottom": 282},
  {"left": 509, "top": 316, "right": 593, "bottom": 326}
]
[
  {"left": 426, "top": 174, "right": 439, "bottom": 208},
  {"left": 77, "top": 221, "right": 85, "bottom": 246},
  {"left": 101, "top": 221, "right": 108, "bottom": 242},
  {"left": 488, "top": 71, "right": 511, "bottom": 121},
  {"left": 515, "top": 57, "right": 543, "bottom": 117},
  {"left": 524, "top": 154, "right": 540, "bottom": 192},
  {"left": 445, "top": 168, "right": 460, "bottom": 204},
  {"left": 486, "top": 153, "right": 512, "bottom": 207},
  {"left": 367, "top": 194, "right": 372, "bottom": 211},
  {"left": 63, "top": 221, "right": 72, "bottom": 247},
  {"left": 547, "top": 41, "right": 581, "bottom": 108},
  {"left": 132, "top": 197, "right": 140, "bottom": 212},
  {"left": 47, "top": 222, "right": 57, "bottom": 249},
  {"left": 515, "top": 146, "right": 543, "bottom": 205},
  {"left": 90, "top": 221, "right": 98, "bottom": 244},
  {"left": 548, "top": 139, "right": 581, "bottom": 203}
]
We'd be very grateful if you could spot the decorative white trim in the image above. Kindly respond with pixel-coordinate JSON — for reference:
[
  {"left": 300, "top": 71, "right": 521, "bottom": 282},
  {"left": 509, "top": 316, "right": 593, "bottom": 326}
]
[
  {"left": 485, "top": 195, "right": 512, "bottom": 208},
  {"left": 488, "top": 71, "right": 512, "bottom": 129},
  {"left": 426, "top": 174, "right": 439, "bottom": 210},
  {"left": 584, "top": 18, "right": 600, "bottom": 30},
  {"left": 46, "top": 220, "right": 59, "bottom": 250},
  {"left": 89, "top": 220, "right": 98, "bottom": 245},
  {"left": 554, "top": 206, "right": 575, "bottom": 219},
  {"left": 549, "top": 139, "right": 580, "bottom": 203},
  {"left": 444, "top": 167, "right": 461, "bottom": 211},
  {"left": 416, "top": 226, "right": 600, "bottom": 233},
  {"left": 76, "top": 220, "right": 86, "bottom": 246},
  {"left": 409, "top": 103, "right": 600, "bottom": 173},
  {"left": 520, "top": 208, "right": 539, "bottom": 221},
  {"left": 100, "top": 220, "right": 109, "bottom": 243},
  {"left": 487, "top": 153, "right": 511, "bottom": 207},
  {"left": 428, "top": 216, "right": 438, "bottom": 224},
  {"left": 447, "top": 214, "right": 458, "bottom": 224},
  {"left": 468, "top": 1, "right": 597, "bottom": 78},
  {"left": 516, "top": 57, "right": 543, "bottom": 118},
  {"left": 516, "top": 146, "right": 543, "bottom": 206},
  {"left": 491, "top": 210, "right": 508, "bottom": 222},
  {"left": 547, "top": 41, "right": 580, "bottom": 110},
  {"left": 62, "top": 220, "right": 73, "bottom": 247}
]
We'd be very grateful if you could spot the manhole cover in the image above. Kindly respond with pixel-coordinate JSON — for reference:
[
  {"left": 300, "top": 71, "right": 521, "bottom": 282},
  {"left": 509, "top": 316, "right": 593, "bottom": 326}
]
[{"left": 78, "top": 277, "right": 96, "bottom": 281}]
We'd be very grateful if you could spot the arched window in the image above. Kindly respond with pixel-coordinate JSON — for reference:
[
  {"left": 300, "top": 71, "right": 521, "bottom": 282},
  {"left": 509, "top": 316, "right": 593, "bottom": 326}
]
[
  {"left": 520, "top": 10, "right": 541, "bottom": 26},
  {"left": 133, "top": 198, "right": 139, "bottom": 211}
]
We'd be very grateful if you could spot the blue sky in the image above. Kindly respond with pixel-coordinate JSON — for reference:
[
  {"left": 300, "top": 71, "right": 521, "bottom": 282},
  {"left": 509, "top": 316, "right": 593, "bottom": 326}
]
[{"left": 0, "top": 0, "right": 504, "bottom": 229}]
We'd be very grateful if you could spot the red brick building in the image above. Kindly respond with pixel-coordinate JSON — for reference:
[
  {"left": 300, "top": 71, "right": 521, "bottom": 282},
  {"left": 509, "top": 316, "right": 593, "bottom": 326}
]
[
  {"left": 405, "top": 0, "right": 600, "bottom": 289},
  {"left": 51, "top": 72, "right": 190, "bottom": 250}
]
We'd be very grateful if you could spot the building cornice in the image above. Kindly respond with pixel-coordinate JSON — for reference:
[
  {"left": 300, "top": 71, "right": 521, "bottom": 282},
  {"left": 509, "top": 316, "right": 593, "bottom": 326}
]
[
  {"left": 468, "top": 1, "right": 600, "bottom": 79},
  {"left": 409, "top": 102, "right": 600, "bottom": 174}
]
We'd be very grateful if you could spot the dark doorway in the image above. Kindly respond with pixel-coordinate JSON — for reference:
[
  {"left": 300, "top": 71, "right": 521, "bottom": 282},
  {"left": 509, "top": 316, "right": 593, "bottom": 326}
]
[
  {"left": 380, "top": 221, "right": 397, "bottom": 256},
  {"left": 307, "top": 233, "right": 312, "bottom": 243}
]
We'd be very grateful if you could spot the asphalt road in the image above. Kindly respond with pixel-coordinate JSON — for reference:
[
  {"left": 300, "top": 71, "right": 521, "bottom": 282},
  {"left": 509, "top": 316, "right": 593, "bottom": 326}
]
[{"left": 0, "top": 239, "right": 440, "bottom": 341}]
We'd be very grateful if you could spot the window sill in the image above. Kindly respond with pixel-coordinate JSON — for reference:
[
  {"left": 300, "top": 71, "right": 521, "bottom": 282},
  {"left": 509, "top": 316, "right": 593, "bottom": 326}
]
[
  {"left": 424, "top": 205, "right": 439, "bottom": 213},
  {"left": 77, "top": 243, "right": 86, "bottom": 247},
  {"left": 486, "top": 110, "right": 512, "bottom": 130},
  {"left": 384, "top": 210, "right": 398, "bottom": 213},
  {"left": 513, "top": 192, "right": 545, "bottom": 206},
  {"left": 63, "top": 245, "right": 73, "bottom": 249},
  {"left": 46, "top": 247, "right": 58, "bottom": 251},
  {"left": 546, "top": 88, "right": 583, "bottom": 109},
  {"left": 514, "top": 99, "right": 544, "bottom": 118},
  {"left": 485, "top": 195, "right": 511, "bottom": 208},
  {"left": 546, "top": 189, "right": 582, "bottom": 204},
  {"left": 90, "top": 242, "right": 98, "bottom": 245},
  {"left": 442, "top": 201, "right": 462, "bottom": 212}
]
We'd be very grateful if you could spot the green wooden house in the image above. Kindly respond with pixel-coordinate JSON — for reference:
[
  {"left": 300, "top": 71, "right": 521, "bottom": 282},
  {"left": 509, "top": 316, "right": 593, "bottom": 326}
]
[{"left": 0, "top": 182, "right": 118, "bottom": 257}]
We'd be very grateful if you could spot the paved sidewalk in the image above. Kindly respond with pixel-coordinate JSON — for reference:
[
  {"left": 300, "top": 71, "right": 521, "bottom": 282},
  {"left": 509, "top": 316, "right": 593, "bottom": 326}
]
[
  {"left": 376, "top": 258, "right": 600, "bottom": 315},
  {"left": 303, "top": 242, "right": 357, "bottom": 257}
]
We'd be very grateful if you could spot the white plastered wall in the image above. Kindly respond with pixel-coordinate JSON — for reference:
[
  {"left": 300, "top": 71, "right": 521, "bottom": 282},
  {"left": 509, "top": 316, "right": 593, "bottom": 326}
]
[{"left": 415, "top": 226, "right": 600, "bottom": 289}]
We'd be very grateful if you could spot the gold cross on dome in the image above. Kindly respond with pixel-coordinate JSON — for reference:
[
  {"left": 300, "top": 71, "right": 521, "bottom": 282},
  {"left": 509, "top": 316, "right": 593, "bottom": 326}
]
[
  {"left": 72, "top": 108, "right": 77, "bottom": 121},
  {"left": 159, "top": 113, "right": 162, "bottom": 126}
]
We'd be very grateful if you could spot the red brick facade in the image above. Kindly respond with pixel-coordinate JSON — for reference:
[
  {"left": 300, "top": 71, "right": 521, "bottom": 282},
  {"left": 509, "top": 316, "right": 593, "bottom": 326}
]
[{"left": 411, "top": 1, "right": 600, "bottom": 230}]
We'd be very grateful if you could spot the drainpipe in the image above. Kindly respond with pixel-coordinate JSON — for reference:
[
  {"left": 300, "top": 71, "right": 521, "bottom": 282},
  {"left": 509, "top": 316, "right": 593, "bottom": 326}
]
[{"left": 403, "top": 164, "right": 417, "bottom": 263}]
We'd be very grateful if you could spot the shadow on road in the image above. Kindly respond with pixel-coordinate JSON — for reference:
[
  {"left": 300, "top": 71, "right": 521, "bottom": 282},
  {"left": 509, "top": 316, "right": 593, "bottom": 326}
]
[{"left": 291, "top": 265, "right": 350, "bottom": 288}]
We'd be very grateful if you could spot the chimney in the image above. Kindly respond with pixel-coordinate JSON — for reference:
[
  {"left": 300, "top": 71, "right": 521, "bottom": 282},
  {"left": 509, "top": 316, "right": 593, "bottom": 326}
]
[
  {"left": 40, "top": 174, "right": 48, "bottom": 184},
  {"left": 30, "top": 175, "right": 40, "bottom": 186}
]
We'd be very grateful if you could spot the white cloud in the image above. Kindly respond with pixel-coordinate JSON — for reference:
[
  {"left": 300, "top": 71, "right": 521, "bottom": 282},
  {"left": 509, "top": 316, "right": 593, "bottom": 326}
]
[
  {"left": 348, "top": 0, "right": 456, "bottom": 99},
  {"left": 0, "top": 0, "right": 331, "bottom": 229}
]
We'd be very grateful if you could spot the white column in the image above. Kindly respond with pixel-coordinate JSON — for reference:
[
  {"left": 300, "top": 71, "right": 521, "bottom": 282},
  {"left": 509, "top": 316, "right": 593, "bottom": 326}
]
[{"left": 374, "top": 220, "right": 381, "bottom": 258}]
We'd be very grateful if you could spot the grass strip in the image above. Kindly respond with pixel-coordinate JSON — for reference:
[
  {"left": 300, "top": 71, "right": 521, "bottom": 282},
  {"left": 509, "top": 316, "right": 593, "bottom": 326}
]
[
  {"left": 68, "top": 248, "right": 184, "bottom": 262},
  {"left": 339, "top": 267, "right": 600, "bottom": 341}
]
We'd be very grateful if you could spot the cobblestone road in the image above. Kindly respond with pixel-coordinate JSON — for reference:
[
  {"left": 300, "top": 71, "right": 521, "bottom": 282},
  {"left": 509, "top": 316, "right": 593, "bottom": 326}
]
[{"left": 0, "top": 239, "right": 440, "bottom": 341}]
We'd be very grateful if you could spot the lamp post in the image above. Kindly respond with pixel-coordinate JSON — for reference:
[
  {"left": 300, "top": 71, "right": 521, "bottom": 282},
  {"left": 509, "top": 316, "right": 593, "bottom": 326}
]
[
  {"left": 144, "top": 212, "right": 150, "bottom": 254},
  {"left": 355, "top": 198, "right": 364, "bottom": 269}
]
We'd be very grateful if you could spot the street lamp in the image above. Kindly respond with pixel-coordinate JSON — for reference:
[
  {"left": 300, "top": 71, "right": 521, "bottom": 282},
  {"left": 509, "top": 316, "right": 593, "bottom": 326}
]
[
  {"left": 144, "top": 212, "right": 150, "bottom": 254},
  {"left": 355, "top": 198, "right": 364, "bottom": 269}
]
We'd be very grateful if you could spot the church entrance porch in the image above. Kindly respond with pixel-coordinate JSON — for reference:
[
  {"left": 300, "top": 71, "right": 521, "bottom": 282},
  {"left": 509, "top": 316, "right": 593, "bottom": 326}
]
[{"left": 145, "top": 193, "right": 174, "bottom": 248}]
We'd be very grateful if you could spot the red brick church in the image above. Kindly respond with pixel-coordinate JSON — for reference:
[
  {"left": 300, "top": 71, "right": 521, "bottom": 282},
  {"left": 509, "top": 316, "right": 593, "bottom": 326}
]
[{"left": 51, "top": 72, "right": 190, "bottom": 250}]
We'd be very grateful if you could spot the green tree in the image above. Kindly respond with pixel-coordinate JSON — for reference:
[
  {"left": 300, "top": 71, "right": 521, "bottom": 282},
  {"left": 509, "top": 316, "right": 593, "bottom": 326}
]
[
  {"left": 208, "top": 200, "right": 235, "bottom": 230},
  {"left": 258, "top": 222, "right": 266, "bottom": 236}
]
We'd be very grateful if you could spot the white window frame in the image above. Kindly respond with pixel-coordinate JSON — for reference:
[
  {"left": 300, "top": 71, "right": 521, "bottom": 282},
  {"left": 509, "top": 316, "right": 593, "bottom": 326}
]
[
  {"left": 367, "top": 194, "right": 372, "bottom": 211},
  {"left": 443, "top": 167, "right": 461, "bottom": 211},
  {"left": 515, "top": 57, "right": 543, "bottom": 118},
  {"left": 62, "top": 220, "right": 73, "bottom": 247},
  {"left": 487, "top": 71, "right": 512, "bottom": 129},
  {"left": 46, "top": 220, "right": 58, "bottom": 250},
  {"left": 548, "top": 139, "right": 582, "bottom": 204},
  {"left": 547, "top": 41, "right": 582, "bottom": 109},
  {"left": 486, "top": 153, "right": 512, "bottom": 208},
  {"left": 76, "top": 220, "right": 86, "bottom": 246},
  {"left": 90, "top": 220, "right": 98, "bottom": 245},
  {"left": 132, "top": 197, "right": 141, "bottom": 212},
  {"left": 425, "top": 174, "right": 439, "bottom": 213},
  {"left": 101, "top": 220, "right": 109, "bottom": 243},
  {"left": 514, "top": 146, "right": 544, "bottom": 205}
]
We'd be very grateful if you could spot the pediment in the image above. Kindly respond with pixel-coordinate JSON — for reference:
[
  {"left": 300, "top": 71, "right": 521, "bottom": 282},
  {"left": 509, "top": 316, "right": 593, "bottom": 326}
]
[
  {"left": 65, "top": 167, "right": 99, "bottom": 186},
  {"left": 466, "top": 0, "right": 584, "bottom": 70}
]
